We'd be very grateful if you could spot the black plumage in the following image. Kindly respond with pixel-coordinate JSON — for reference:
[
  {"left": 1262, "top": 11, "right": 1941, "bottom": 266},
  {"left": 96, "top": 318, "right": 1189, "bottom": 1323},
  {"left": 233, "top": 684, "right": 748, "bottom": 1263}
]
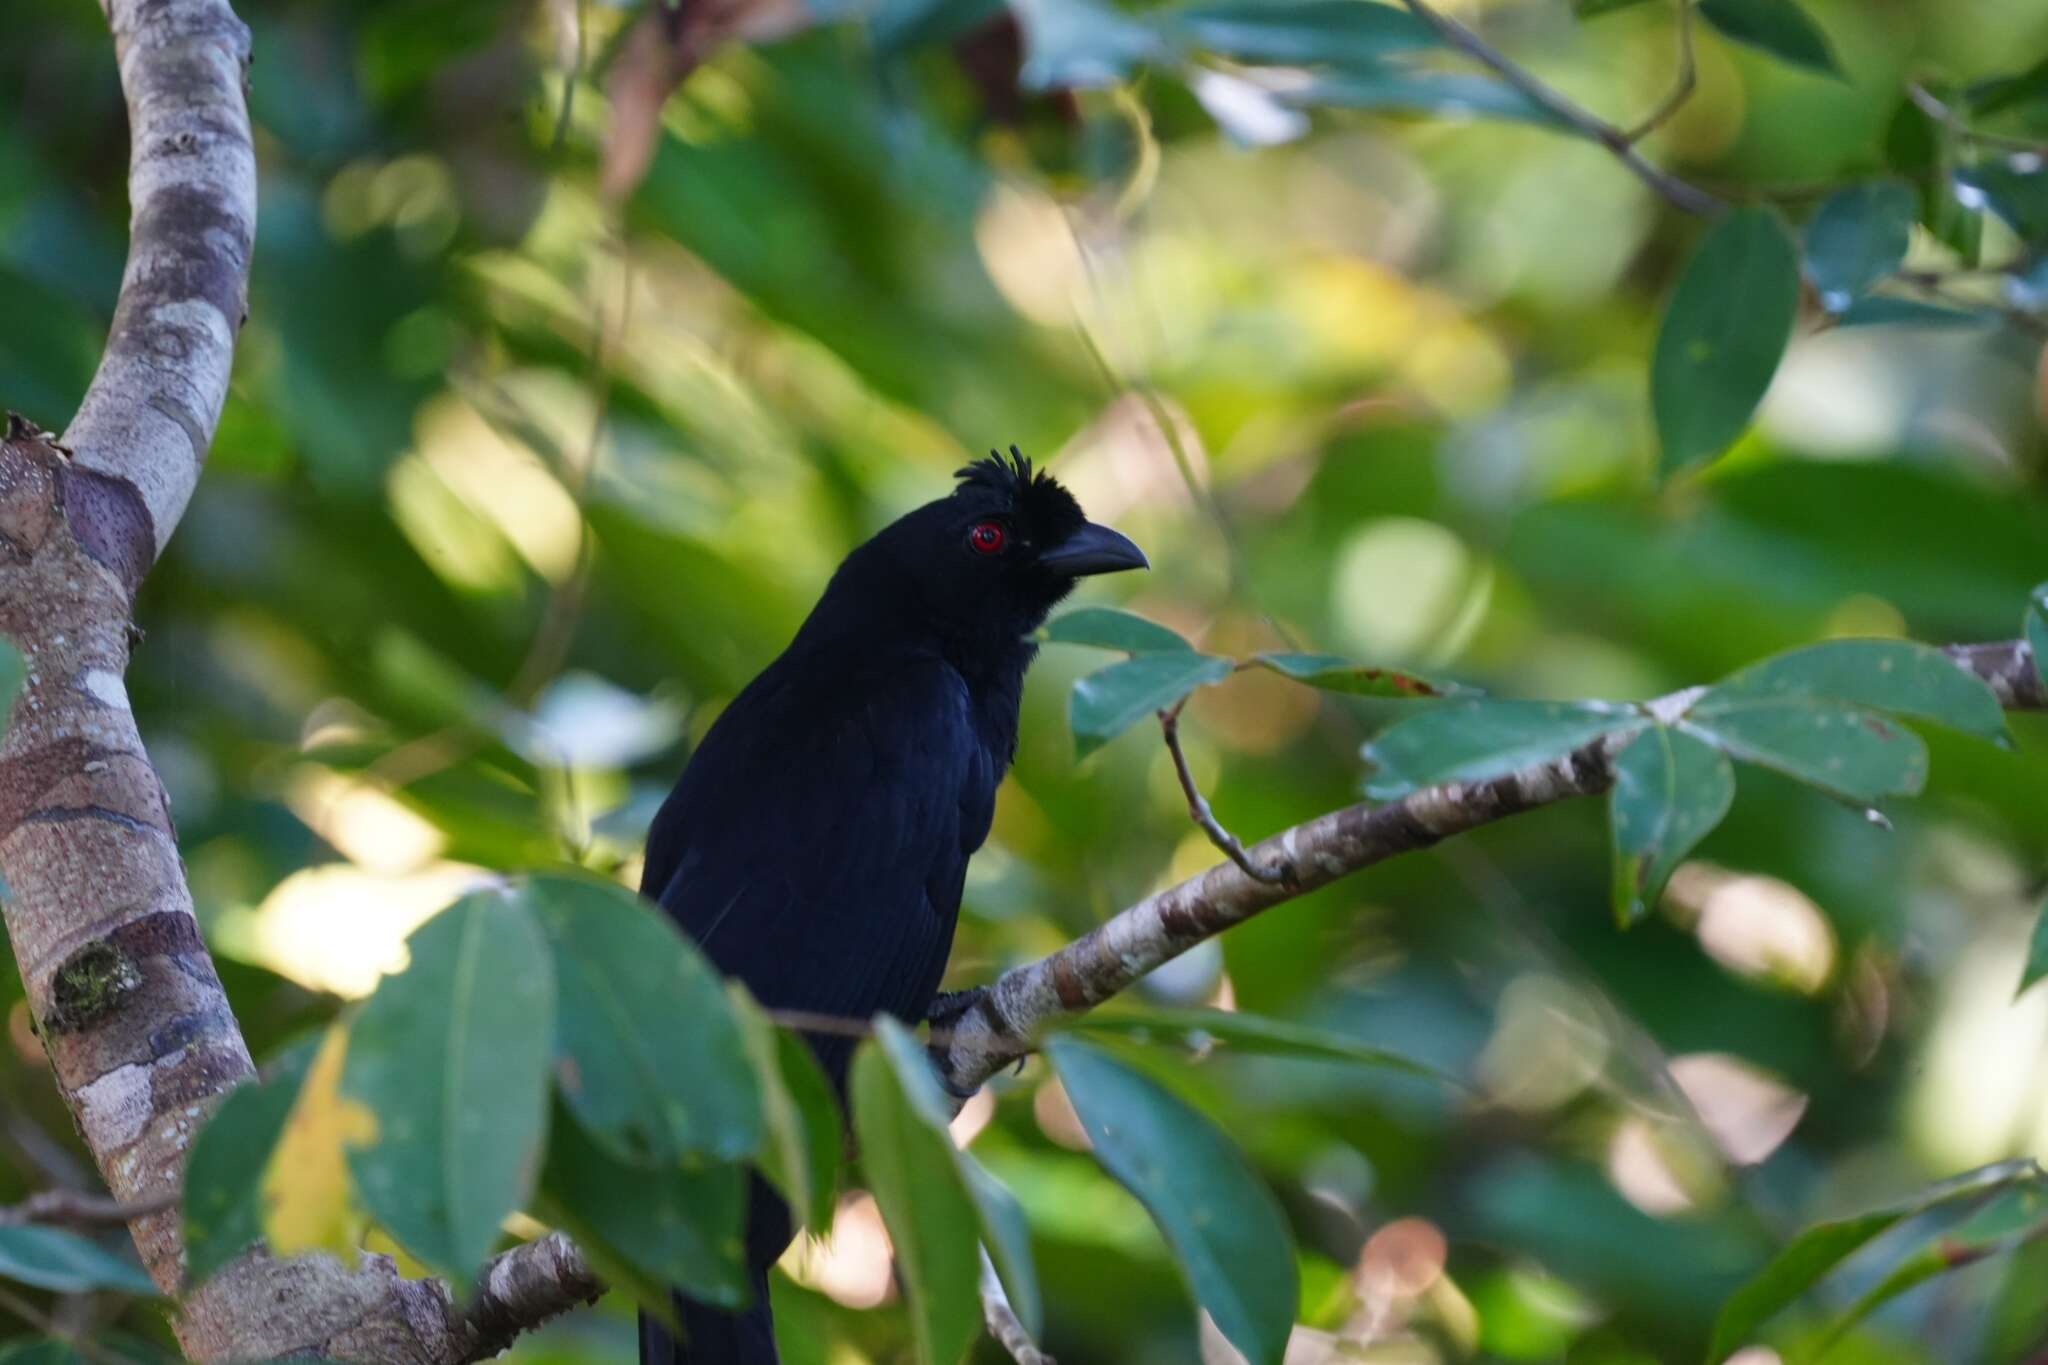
[{"left": 638, "top": 451, "right": 1145, "bottom": 1364}]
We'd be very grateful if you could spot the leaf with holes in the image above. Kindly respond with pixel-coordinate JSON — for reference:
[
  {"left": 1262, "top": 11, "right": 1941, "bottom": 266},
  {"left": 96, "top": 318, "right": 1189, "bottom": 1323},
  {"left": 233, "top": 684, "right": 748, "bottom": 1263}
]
[
  {"left": 1698, "top": 638, "right": 2011, "bottom": 747},
  {"left": 1652, "top": 207, "right": 1801, "bottom": 474},
  {"left": 1682, "top": 700, "right": 1926, "bottom": 806},
  {"left": 1043, "top": 606, "right": 1193, "bottom": 654},
  {"left": 1071, "top": 652, "right": 1235, "bottom": 758},
  {"left": 525, "top": 872, "right": 760, "bottom": 1166},
  {"left": 1609, "top": 725, "right": 1736, "bottom": 928},
  {"left": 184, "top": 1040, "right": 316, "bottom": 1286},
  {"left": 1048, "top": 1036, "right": 1297, "bottom": 1365},
  {"left": 1804, "top": 182, "right": 1915, "bottom": 310},
  {"left": 1698, "top": 0, "right": 1841, "bottom": 76},
  {"left": 340, "top": 889, "right": 555, "bottom": 1281},
  {"left": 1361, "top": 699, "right": 1644, "bottom": 800},
  {"left": 1252, "top": 652, "right": 1466, "bottom": 699},
  {"left": 0, "top": 1227, "right": 156, "bottom": 1297}
]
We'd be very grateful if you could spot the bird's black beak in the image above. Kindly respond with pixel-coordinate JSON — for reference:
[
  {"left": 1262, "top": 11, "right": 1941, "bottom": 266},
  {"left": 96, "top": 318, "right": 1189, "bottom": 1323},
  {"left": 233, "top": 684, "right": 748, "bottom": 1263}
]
[{"left": 1037, "top": 521, "right": 1149, "bottom": 577}]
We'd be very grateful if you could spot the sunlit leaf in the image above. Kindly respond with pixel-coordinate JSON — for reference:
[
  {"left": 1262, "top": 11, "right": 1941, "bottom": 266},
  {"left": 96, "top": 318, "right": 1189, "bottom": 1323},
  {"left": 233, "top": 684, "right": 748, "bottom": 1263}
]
[
  {"left": 0, "top": 1227, "right": 156, "bottom": 1296},
  {"left": 1803, "top": 182, "right": 1915, "bottom": 310},
  {"left": 525, "top": 872, "right": 760, "bottom": 1165},
  {"left": 1361, "top": 700, "right": 1644, "bottom": 800},
  {"left": 1697, "top": 638, "right": 2012, "bottom": 746},
  {"left": 262, "top": 1026, "right": 373, "bottom": 1260},
  {"left": 1160, "top": 0, "right": 1438, "bottom": 65},
  {"left": 184, "top": 1041, "right": 316, "bottom": 1286},
  {"left": 1071, "top": 652, "right": 1235, "bottom": 758},
  {"left": 850, "top": 1023, "right": 985, "bottom": 1365},
  {"left": 1043, "top": 606, "right": 1193, "bottom": 654},
  {"left": 1068, "top": 1005, "right": 1453, "bottom": 1081},
  {"left": 1047, "top": 1036, "right": 1297, "bottom": 1365},
  {"left": 1698, "top": 0, "right": 1841, "bottom": 76},
  {"left": 1652, "top": 207, "right": 1801, "bottom": 474},
  {"left": 340, "top": 890, "right": 555, "bottom": 1280},
  {"left": 731, "top": 984, "right": 841, "bottom": 1234},
  {"left": 1252, "top": 652, "right": 1465, "bottom": 698},
  {"left": 1708, "top": 1158, "right": 2040, "bottom": 1362},
  {"left": 1609, "top": 725, "right": 1736, "bottom": 928},
  {"left": 1681, "top": 701, "right": 1926, "bottom": 805}
]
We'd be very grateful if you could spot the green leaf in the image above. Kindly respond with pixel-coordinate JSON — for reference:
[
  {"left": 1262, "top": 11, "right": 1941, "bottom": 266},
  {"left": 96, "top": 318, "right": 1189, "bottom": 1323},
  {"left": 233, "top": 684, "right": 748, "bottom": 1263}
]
[
  {"left": 1651, "top": 207, "right": 1801, "bottom": 474},
  {"left": 1361, "top": 700, "right": 1644, "bottom": 800},
  {"left": 1956, "top": 158, "right": 2048, "bottom": 241},
  {"left": 340, "top": 889, "right": 556, "bottom": 1281},
  {"left": 183, "top": 1041, "right": 317, "bottom": 1286},
  {"left": 1285, "top": 68, "right": 1566, "bottom": 126},
  {"left": 1575, "top": 0, "right": 1657, "bottom": 14},
  {"left": 0, "top": 1344, "right": 88, "bottom": 1365},
  {"left": 1697, "top": 638, "right": 2012, "bottom": 746},
  {"left": 0, "top": 1227, "right": 156, "bottom": 1296},
  {"left": 1068, "top": 1005, "right": 1453, "bottom": 1081},
  {"left": 1708, "top": 1158, "right": 2040, "bottom": 1363},
  {"left": 0, "top": 639, "right": 25, "bottom": 721},
  {"left": 1012, "top": 0, "right": 1170, "bottom": 89},
  {"left": 1803, "top": 182, "right": 1915, "bottom": 309},
  {"left": 1698, "top": 0, "right": 1841, "bottom": 76},
  {"left": 1070, "top": 652, "right": 1235, "bottom": 758},
  {"left": 2019, "top": 895, "right": 2048, "bottom": 1000},
  {"left": 1251, "top": 652, "right": 1465, "bottom": 698},
  {"left": 1043, "top": 606, "right": 1193, "bottom": 654},
  {"left": 524, "top": 872, "right": 760, "bottom": 1165},
  {"left": 1160, "top": 0, "right": 1438, "bottom": 66},
  {"left": 2026, "top": 582, "right": 2048, "bottom": 696},
  {"left": 1833, "top": 295, "right": 1991, "bottom": 329},
  {"left": 1968, "top": 54, "right": 2048, "bottom": 117},
  {"left": 538, "top": 1102, "right": 749, "bottom": 1311},
  {"left": 871, "top": 0, "right": 1003, "bottom": 54},
  {"left": 731, "top": 984, "right": 841, "bottom": 1234},
  {"left": 850, "top": 1022, "right": 985, "bottom": 1365},
  {"left": 1609, "top": 725, "right": 1736, "bottom": 928},
  {"left": 1046, "top": 1036, "right": 1297, "bottom": 1365},
  {"left": 1681, "top": 701, "right": 1926, "bottom": 806}
]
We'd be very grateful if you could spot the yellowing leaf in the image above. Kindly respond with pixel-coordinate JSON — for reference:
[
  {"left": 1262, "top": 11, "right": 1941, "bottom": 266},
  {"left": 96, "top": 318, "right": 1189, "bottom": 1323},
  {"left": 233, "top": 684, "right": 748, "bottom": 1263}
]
[{"left": 262, "top": 1027, "right": 375, "bottom": 1259}]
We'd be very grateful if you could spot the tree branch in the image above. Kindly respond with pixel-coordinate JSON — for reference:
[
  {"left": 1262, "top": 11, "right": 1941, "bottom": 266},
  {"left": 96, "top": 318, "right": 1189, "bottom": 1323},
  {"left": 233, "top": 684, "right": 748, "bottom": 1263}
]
[{"left": 934, "top": 639, "right": 2043, "bottom": 1092}]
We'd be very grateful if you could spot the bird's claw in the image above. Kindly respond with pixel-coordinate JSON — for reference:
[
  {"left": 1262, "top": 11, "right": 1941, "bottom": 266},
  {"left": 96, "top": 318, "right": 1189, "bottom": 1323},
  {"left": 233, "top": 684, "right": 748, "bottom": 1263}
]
[{"left": 926, "top": 986, "right": 989, "bottom": 1102}]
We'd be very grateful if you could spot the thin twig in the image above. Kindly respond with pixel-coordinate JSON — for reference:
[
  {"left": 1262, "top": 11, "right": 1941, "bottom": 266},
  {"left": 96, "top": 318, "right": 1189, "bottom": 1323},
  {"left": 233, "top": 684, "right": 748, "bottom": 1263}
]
[
  {"left": 1623, "top": 0, "right": 1696, "bottom": 145},
  {"left": 1158, "top": 701, "right": 1293, "bottom": 886},
  {"left": 980, "top": 1248, "right": 1055, "bottom": 1365},
  {"left": 1396, "top": 0, "right": 1726, "bottom": 216},
  {"left": 0, "top": 1282, "right": 128, "bottom": 1365},
  {"left": 1908, "top": 82, "right": 2048, "bottom": 156},
  {"left": 0, "top": 1188, "right": 175, "bottom": 1227}
]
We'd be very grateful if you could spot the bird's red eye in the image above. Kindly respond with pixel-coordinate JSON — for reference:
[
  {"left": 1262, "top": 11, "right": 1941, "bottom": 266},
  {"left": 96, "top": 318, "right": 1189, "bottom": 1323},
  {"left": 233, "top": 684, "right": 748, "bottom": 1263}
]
[{"left": 968, "top": 521, "right": 1006, "bottom": 555}]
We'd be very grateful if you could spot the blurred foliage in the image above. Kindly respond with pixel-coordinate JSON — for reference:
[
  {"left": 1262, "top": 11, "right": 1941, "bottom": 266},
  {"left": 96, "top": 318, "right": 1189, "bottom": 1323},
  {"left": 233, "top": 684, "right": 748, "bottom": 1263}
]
[{"left": 3, "top": 0, "right": 2048, "bottom": 1361}]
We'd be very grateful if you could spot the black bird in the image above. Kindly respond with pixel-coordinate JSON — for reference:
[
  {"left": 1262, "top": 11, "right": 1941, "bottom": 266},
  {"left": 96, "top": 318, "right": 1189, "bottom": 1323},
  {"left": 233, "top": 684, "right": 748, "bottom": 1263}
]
[{"left": 638, "top": 449, "right": 1146, "bottom": 1364}]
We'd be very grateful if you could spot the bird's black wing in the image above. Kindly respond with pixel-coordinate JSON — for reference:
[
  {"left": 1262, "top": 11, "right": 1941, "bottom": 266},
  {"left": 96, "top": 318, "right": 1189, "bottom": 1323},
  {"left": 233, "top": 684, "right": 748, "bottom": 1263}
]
[{"left": 643, "top": 651, "right": 995, "bottom": 1082}]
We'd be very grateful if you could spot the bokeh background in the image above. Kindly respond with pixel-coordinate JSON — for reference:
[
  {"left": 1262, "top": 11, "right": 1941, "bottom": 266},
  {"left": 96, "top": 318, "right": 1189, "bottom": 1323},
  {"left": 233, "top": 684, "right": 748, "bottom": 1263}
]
[{"left": 4, "top": 0, "right": 2048, "bottom": 1360}]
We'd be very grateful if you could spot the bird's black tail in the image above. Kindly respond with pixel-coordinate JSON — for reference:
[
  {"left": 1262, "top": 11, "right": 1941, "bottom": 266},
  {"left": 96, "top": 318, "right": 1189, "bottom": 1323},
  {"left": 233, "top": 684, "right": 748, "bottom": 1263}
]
[{"left": 638, "top": 1272, "right": 779, "bottom": 1365}]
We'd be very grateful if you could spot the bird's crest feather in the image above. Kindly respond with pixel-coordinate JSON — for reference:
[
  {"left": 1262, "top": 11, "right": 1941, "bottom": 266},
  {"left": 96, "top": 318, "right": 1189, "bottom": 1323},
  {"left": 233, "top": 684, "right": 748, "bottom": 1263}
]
[{"left": 954, "top": 445, "right": 1084, "bottom": 542}]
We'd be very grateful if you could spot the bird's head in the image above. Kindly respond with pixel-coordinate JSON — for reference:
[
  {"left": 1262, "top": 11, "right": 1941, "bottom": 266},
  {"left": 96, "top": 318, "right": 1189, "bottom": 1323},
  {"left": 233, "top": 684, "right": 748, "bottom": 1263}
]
[{"left": 863, "top": 446, "right": 1148, "bottom": 653}]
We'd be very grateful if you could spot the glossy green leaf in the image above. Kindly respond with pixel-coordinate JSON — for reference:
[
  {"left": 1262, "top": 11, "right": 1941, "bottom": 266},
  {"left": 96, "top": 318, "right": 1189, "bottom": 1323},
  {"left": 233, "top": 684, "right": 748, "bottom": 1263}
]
[
  {"left": 1252, "top": 652, "right": 1464, "bottom": 698},
  {"left": 1698, "top": 0, "right": 1841, "bottom": 76},
  {"left": 1069, "top": 1005, "right": 1453, "bottom": 1081},
  {"left": 340, "top": 889, "right": 555, "bottom": 1280},
  {"left": 1361, "top": 700, "right": 1644, "bottom": 799},
  {"left": 1071, "top": 652, "right": 1234, "bottom": 758},
  {"left": 0, "top": 1344, "right": 87, "bottom": 1365},
  {"left": 1834, "top": 295, "right": 1990, "bottom": 329},
  {"left": 1012, "top": 0, "right": 1169, "bottom": 89},
  {"left": 1682, "top": 701, "right": 1926, "bottom": 806},
  {"left": 850, "top": 1021, "right": 985, "bottom": 1365},
  {"left": 1652, "top": 207, "right": 1801, "bottom": 474},
  {"left": 2020, "top": 896, "right": 2048, "bottom": 1000},
  {"left": 1610, "top": 725, "right": 1736, "bottom": 928},
  {"left": 183, "top": 1041, "right": 317, "bottom": 1286},
  {"left": 1708, "top": 1158, "right": 2039, "bottom": 1362},
  {"left": 538, "top": 1102, "right": 749, "bottom": 1311},
  {"left": 0, "top": 1227, "right": 156, "bottom": 1296},
  {"left": 1956, "top": 159, "right": 2048, "bottom": 241},
  {"left": 731, "top": 984, "right": 841, "bottom": 1234},
  {"left": 1697, "top": 638, "right": 2012, "bottom": 746},
  {"left": 1047, "top": 1036, "right": 1297, "bottom": 1365},
  {"left": 1043, "top": 606, "right": 1193, "bottom": 654},
  {"left": 1803, "top": 182, "right": 1915, "bottom": 309},
  {"left": 2026, "top": 582, "right": 2048, "bottom": 696},
  {"left": 1160, "top": 0, "right": 1437, "bottom": 65},
  {"left": 1287, "top": 68, "right": 1564, "bottom": 126},
  {"left": 524, "top": 872, "right": 760, "bottom": 1165}
]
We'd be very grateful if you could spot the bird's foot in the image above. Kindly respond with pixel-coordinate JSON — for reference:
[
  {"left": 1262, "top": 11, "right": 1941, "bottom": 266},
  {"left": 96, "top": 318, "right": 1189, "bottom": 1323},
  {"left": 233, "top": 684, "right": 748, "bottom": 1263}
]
[
  {"left": 926, "top": 986, "right": 988, "bottom": 1028},
  {"left": 926, "top": 987, "right": 989, "bottom": 1102}
]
